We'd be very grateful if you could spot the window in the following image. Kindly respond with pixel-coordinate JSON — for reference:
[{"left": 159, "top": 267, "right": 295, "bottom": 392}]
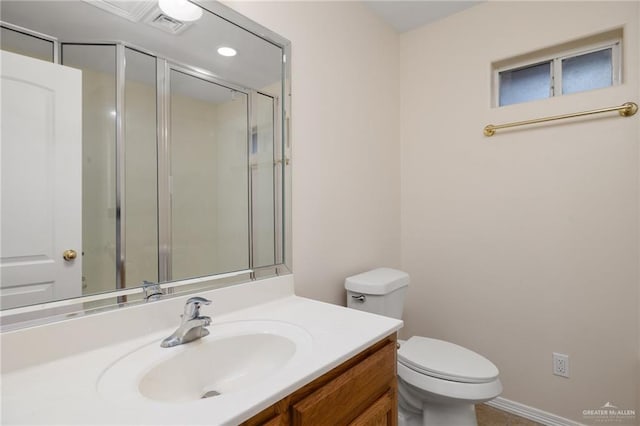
[
  {"left": 499, "top": 61, "right": 551, "bottom": 106},
  {"left": 495, "top": 37, "right": 621, "bottom": 107},
  {"left": 561, "top": 48, "right": 613, "bottom": 95}
]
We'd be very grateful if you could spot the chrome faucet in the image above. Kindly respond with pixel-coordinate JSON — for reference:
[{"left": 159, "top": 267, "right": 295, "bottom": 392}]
[{"left": 161, "top": 297, "right": 212, "bottom": 348}]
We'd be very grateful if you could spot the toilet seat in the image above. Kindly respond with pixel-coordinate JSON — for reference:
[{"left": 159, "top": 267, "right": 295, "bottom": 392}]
[
  {"left": 397, "top": 362, "right": 502, "bottom": 403},
  {"left": 398, "top": 336, "right": 499, "bottom": 384}
]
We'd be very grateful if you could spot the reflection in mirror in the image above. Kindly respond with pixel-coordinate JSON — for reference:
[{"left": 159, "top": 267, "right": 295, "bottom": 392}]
[
  {"left": 1, "top": 26, "right": 54, "bottom": 62},
  {"left": 170, "top": 69, "right": 249, "bottom": 280},
  {"left": 1, "top": 50, "right": 83, "bottom": 309},
  {"left": 0, "top": 0, "right": 290, "bottom": 320},
  {"left": 124, "top": 48, "right": 159, "bottom": 288},
  {"left": 252, "top": 93, "right": 276, "bottom": 268},
  {"left": 61, "top": 44, "right": 120, "bottom": 294}
]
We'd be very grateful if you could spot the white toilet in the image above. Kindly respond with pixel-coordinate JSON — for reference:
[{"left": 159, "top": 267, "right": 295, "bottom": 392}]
[{"left": 345, "top": 268, "right": 502, "bottom": 426}]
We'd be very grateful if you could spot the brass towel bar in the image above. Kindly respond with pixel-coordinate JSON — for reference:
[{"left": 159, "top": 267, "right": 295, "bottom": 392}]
[{"left": 483, "top": 101, "right": 638, "bottom": 137}]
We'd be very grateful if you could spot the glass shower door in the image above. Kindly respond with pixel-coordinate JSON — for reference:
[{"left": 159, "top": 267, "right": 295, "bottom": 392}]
[
  {"left": 123, "top": 48, "right": 158, "bottom": 287},
  {"left": 168, "top": 68, "right": 250, "bottom": 280},
  {"left": 61, "top": 44, "right": 117, "bottom": 295},
  {"left": 251, "top": 93, "right": 276, "bottom": 268},
  {"left": 62, "top": 44, "right": 159, "bottom": 294}
]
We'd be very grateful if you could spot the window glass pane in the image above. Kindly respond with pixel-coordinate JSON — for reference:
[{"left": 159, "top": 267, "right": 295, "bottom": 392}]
[
  {"left": 499, "top": 62, "right": 551, "bottom": 106},
  {"left": 1, "top": 27, "right": 53, "bottom": 62},
  {"left": 562, "top": 48, "right": 612, "bottom": 95}
]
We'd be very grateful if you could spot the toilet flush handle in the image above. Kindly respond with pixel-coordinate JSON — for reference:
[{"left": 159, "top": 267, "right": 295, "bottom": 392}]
[{"left": 351, "top": 294, "right": 366, "bottom": 302}]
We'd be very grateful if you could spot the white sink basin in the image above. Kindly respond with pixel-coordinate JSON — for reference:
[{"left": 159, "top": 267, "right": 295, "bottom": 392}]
[{"left": 98, "top": 320, "right": 312, "bottom": 403}]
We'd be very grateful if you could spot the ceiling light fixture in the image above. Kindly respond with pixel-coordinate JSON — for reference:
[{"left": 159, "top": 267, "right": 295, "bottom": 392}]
[
  {"left": 158, "top": 0, "right": 202, "bottom": 22},
  {"left": 217, "top": 46, "right": 237, "bottom": 57}
]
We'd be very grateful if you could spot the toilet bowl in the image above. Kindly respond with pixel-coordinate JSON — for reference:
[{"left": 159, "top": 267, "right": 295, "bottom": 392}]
[
  {"left": 345, "top": 268, "right": 502, "bottom": 426},
  {"left": 396, "top": 337, "right": 502, "bottom": 426}
]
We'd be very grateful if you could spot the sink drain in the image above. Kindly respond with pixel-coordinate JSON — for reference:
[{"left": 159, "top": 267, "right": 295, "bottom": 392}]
[{"left": 201, "top": 390, "right": 221, "bottom": 399}]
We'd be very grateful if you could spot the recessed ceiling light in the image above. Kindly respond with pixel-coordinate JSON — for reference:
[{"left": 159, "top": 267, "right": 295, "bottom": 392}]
[
  {"left": 217, "top": 47, "right": 237, "bottom": 57},
  {"left": 158, "top": 0, "right": 202, "bottom": 22}
]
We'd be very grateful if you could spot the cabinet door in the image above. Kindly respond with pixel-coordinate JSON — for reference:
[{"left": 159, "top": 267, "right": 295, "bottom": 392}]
[
  {"left": 262, "top": 414, "right": 288, "bottom": 426},
  {"left": 349, "top": 388, "right": 395, "bottom": 426},
  {"left": 241, "top": 335, "right": 398, "bottom": 426},
  {"left": 291, "top": 342, "right": 395, "bottom": 425}
]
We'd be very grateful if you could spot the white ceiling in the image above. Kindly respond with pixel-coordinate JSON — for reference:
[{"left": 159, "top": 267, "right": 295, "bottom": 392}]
[
  {"left": 0, "top": 0, "right": 283, "bottom": 90},
  {"left": 364, "top": 1, "right": 484, "bottom": 33}
]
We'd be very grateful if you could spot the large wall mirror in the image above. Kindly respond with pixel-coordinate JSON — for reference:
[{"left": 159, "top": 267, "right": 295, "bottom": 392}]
[{"left": 0, "top": 0, "right": 291, "bottom": 326}]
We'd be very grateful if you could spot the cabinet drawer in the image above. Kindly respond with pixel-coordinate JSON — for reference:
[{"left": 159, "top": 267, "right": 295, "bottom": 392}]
[
  {"left": 349, "top": 388, "right": 394, "bottom": 426},
  {"left": 292, "top": 341, "right": 396, "bottom": 425}
]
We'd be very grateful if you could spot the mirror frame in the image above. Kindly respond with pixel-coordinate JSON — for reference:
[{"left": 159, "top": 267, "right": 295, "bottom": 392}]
[{"left": 0, "top": 0, "right": 292, "bottom": 330}]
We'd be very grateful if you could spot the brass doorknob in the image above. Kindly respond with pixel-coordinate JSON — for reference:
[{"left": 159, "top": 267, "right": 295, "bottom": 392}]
[{"left": 63, "top": 249, "right": 78, "bottom": 261}]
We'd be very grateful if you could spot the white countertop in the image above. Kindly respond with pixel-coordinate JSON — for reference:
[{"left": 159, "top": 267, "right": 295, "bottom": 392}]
[{"left": 1, "top": 276, "right": 402, "bottom": 425}]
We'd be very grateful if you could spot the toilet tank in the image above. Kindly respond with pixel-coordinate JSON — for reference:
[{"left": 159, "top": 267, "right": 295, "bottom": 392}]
[{"left": 345, "top": 268, "right": 409, "bottom": 320}]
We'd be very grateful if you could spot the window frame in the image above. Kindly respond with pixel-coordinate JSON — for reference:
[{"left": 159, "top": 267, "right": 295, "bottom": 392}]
[{"left": 493, "top": 37, "right": 621, "bottom": 107}]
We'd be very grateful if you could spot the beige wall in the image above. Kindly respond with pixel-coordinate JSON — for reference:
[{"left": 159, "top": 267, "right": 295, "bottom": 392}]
[
  {"left": 400, "top": 1, "right": 639, "bottom": 422},
  {"left": 226, "top": 1, "right": 402, "bottom": 305},
  {"left": 228, "top": 0, "right": 639, "bottom": 421}
]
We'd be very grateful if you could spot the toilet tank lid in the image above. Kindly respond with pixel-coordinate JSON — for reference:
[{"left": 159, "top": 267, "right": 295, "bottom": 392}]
[{"left": 345, "top": 268, "right": 409, "bottom": 295}]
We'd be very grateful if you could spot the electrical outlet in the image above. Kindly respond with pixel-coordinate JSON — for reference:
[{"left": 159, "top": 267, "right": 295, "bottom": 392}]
[{"left": 553, "top": 352, "right": 569, "bottom": 378}]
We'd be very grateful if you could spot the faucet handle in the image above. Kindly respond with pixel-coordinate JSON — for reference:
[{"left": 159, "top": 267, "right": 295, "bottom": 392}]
[{"left": 183, "top": 297, "right": 212, "bottom": 320}]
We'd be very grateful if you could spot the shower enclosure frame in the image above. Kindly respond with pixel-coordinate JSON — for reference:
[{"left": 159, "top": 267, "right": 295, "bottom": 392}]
[{"left": 1, "top": 21, "right": 283, "bottom": 295}]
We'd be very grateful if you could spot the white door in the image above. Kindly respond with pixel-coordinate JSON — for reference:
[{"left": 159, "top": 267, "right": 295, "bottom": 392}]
[{"left": 0, "top": 50, "right": 82, "bottom": 309}]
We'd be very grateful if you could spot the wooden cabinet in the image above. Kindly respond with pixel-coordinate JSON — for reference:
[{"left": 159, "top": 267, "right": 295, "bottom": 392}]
[{"left": 241, "top": 334, "right": 397, "bottom": 426}]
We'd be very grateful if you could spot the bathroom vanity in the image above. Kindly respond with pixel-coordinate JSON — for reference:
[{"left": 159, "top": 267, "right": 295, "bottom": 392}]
[
  {"left": 0, "top": 276, "right": 402, "bottom": 425},
  {"left": 243, "top": 334, "right": 398, "bottom": 425}
]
